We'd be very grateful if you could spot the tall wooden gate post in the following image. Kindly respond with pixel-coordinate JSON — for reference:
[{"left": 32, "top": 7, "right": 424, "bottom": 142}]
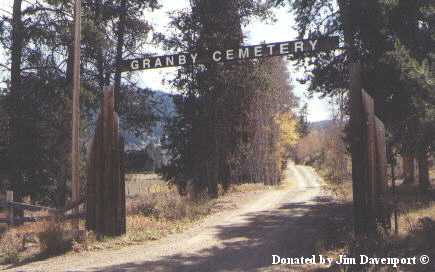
[
  {"left": 349, "top": 63, "right": 376, "bottom": 236},
  {"left": 374, "top": 117, "right": 390, "bottom": 228},
  {"left": 86, "top": 86, "right": 126, "bottom": 237},
  {"left": 363, "top": 89, "right": 391, "bottom": 230},
  {"left": 362, "top": 89, "right": 377, "bottom": 230},
  {"left": 351, "top": 65, "right": 390, "bottom": 236}
]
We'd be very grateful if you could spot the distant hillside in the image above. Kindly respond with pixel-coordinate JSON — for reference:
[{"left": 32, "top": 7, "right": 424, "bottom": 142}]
[
  {"left": 309, "top": 120, "right": 333, "bottom": 130},
  {"left": 124, "top": 90, "right": 175, "bottom": 151}
]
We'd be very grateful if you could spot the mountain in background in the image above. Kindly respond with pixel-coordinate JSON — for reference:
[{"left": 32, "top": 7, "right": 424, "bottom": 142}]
[
  {"left": 124, "top": 90, "right": 175, "bottom": 151},
  {"left": 309, "top": 120, "right": 333, "bottom": 130},
  {"left": 123, "top": 90, "right": 176, "bottom": 171}
]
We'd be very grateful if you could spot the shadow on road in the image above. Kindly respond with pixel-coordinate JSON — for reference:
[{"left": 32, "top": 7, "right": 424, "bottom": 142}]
[{"left": 84, "top": 196, "right": 353, "bottom": 272}]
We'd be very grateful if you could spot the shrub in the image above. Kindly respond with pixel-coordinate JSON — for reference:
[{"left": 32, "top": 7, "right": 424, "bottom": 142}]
[
  {"left": 128, "top": 190, "right": 211, "bottom": 222},
  {"left": 0, "top": 229, "right": 23, "bottom": 264},
  {"left": 38, "top": 220, "right": 72, "bottom": 256}
]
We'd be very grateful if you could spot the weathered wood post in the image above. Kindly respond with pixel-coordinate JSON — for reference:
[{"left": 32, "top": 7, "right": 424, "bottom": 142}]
[
  {"left": 362, "top": 89, "right": 377, "bottom": 223},
  {"left": 350, "top": 63, "right": 374, "bottom": 236},
  {"left": 374, "top": 117, "right": 390, "bottom": 229},
  {"left": 71, "top": 0, "right": 82, "bottom": 232},
  {"left": 86, "top": 86, "right": 126, "bottom": 237},
  {"left": 6, "top": 190, "right": 14, "bottom": 226}
]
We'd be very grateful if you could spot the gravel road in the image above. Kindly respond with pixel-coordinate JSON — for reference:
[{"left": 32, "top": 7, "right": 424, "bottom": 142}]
[{"left": 7, "top": 163, "right": 336, "bottom": 272}]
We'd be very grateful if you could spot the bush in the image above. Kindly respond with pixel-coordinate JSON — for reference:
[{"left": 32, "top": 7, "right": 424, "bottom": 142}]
[
  {"left": 129, "top": 191, "right": 211, "bottom": 221},
  {"left": 38, "top": 220, "right": 72, "bottom": 256},
  {"left": 0, "top": 229, "right": 23, "bottom": 264}
]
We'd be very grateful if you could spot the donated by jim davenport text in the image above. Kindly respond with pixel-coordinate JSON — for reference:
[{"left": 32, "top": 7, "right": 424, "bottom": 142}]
[{"left": 272, "top": 254, "right": 430, "bottom": 268}]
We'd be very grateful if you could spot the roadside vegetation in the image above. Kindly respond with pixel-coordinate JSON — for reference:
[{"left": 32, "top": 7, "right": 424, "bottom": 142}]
[
  {"left": 295, "top": 121, "right": 435, "bottom": 271},
  {"left": 0, "top": 172, "right": 281, "bottom": 267}
]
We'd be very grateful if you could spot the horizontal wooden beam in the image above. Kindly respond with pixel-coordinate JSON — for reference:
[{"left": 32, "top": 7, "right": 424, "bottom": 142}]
[
  {"left": 0, "top": 201, "right": 57, "bottom": 212},
  {"left": 121, "top": 36, "right": 340, "bottom": 72},
  {"left": 0, "top": 213, "right": 86, "bottom": 224},
  {"left": 63, "top": 197, "right": 85, "bottom": 213}
]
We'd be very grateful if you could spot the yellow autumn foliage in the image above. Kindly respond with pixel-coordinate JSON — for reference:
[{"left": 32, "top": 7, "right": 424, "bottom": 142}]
[{"left": 275, "top": 112, "right": 299, "bottom": 150}]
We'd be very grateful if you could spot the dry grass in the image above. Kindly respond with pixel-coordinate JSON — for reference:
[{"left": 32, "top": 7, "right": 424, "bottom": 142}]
[
  {"left": 126, "top": 173, "right": 168, "bottom": 197},
  {"left": 227, "top": 183, "right": 275, "bottom": 193},
  {"left": 38, "top": 220, "right": 72, "bottom": 257},
  {"left": 0, "top": 219, "right": 75, "bottom": 264},
  {"left": 0, "top": 229, "right": 24, "bottom": 264},
  {"left": 0, "top": 172, "right": 278, "bottom": 263},
  {"left": 72, "top": 174, "right": 212, "bottom": 251},
  {"left": 83, "top": 173, "right": 277, "bottom": 251},
  {"left": 314, "top": 167, "right": 435, "bottom": 271}
]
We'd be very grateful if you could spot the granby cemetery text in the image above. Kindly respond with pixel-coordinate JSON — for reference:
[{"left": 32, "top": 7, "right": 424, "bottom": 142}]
[{"left": 121, "top": 36, "right": 339, "bottom": 72}]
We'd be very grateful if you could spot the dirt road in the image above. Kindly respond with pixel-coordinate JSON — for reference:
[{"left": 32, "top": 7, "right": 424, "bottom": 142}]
[{"left": 7, "top": 163, "right": 338, "bottom": 272}]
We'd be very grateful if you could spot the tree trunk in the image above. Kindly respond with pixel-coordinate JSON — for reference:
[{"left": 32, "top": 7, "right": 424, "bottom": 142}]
[
  {"left": 10, "top": 0, "right": 23, "bottom": 95},
  {"left": 402, "top": 155, "right": 415, "bottom": 184},
  {"left": 114, "top": 0, "right": 127, "bottom": 112},
  {"left": 417, "top": 151, "right": 430, "bottom": 192},
  {"left": 9, "top": 0, "right": 24, "bottom": 222},
  {"left": 94, "top": 0, "right": 105, "bottom": 90}
]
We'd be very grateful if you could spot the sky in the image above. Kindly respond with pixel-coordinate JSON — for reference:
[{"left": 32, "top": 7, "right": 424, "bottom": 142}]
[{"left": 1, "top": 0, "right": 332, "bottom": 122}]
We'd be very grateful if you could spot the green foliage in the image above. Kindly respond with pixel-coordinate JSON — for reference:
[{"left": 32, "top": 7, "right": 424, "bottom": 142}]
[
  {"left": 160, "top": 0, "right": 298, "bottom": 197},
  {"left": 277, "top": 0, "right": 435, "bottom": 159},
  {"left": 0, "top": 0, "right": 160, "bottom": 206},
  {"left": 297, "top": 103, "right": 309, "bottom": 137}
]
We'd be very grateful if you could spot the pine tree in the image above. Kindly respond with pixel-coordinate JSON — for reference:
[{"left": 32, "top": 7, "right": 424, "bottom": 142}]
[{"left": 161, "top": 1, "right": 298, "bottom": 197}]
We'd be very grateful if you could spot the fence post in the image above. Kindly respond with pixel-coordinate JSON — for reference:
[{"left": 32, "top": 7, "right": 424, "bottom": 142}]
[{"left": 6, "top": 190, "right": 13, "bottom": 226}]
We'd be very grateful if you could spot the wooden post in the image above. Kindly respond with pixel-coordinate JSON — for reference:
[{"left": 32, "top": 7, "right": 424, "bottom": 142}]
[
  {"left": 362, "top": 89, "right": 377, "bottom": 234},
  {"left": 85, "top": 136, "right": 97, "bottom": 231},
  {"left": 86, "top": 86, "right": 125, "bottom": 237},
  {"left": 350, "top": 62, "right": 369, "bottom": 236},
  {"left": 375, "top": 117, "right": 390, "bottom": 229},
  {"left": 119, "top": 136, "right": 126, "bottom": 235},
  {"left": 6, "top": 190, "right": 14, "bottom": 226},
  {"left": 375, "top": 117, "right": 387, "bottom": 195},
  {"left": 362, "top": 90, "right": 376, "bottom": 209},
  {"left": 71, "top": 0, "right": 81, "bottom": 231},
  {"left": 102, "top": 87, "right": 115, "bottom": 235}
]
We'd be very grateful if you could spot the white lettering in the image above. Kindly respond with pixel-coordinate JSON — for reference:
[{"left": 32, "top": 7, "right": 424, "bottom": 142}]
[
  {"left": 143, "top": 58, "right": 151, "bottom": 68},
  {"left": 254, "top": 46, "right": 263, "bottom": 57},
  {"left": 190, "top": 53, "right": 198, "bottom": 64},
  {"left": 166, "top": 56, "right": 174, "bottom": 66},
  {"left": 280, "top": 43, "right": 289, "bottom": 54},
  {"left": 239, "top": 48, "right": 250, "bottom": 59},
  {"left": 154, "top": 57, "right": 162, "bottom": 67},
  {"left": 179, "top": 55, "right": 187, "bottom": 65},
  {"left": 130, "top": 60, "right": 139, "bottom": 70},
  {"left": 294, "top": 41, "right": 304, "bottom": 53},
  {"left": 213, "top": 51, "right": 222, "bottom": 62},
  {"left": 272, "top": 255, "right": 281, "bottom": 265},
  {"left": 267, "top": 44, "right": 275, "bottom": 55},
  {"left": 226, "top": 49, "right": 235, "bottom": 60},
  {"left": 360, "top": 255, "right": 369, "bottom": 265},
  {"left": 309, "top": 40, "right": 318, "bottom": 51}
]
